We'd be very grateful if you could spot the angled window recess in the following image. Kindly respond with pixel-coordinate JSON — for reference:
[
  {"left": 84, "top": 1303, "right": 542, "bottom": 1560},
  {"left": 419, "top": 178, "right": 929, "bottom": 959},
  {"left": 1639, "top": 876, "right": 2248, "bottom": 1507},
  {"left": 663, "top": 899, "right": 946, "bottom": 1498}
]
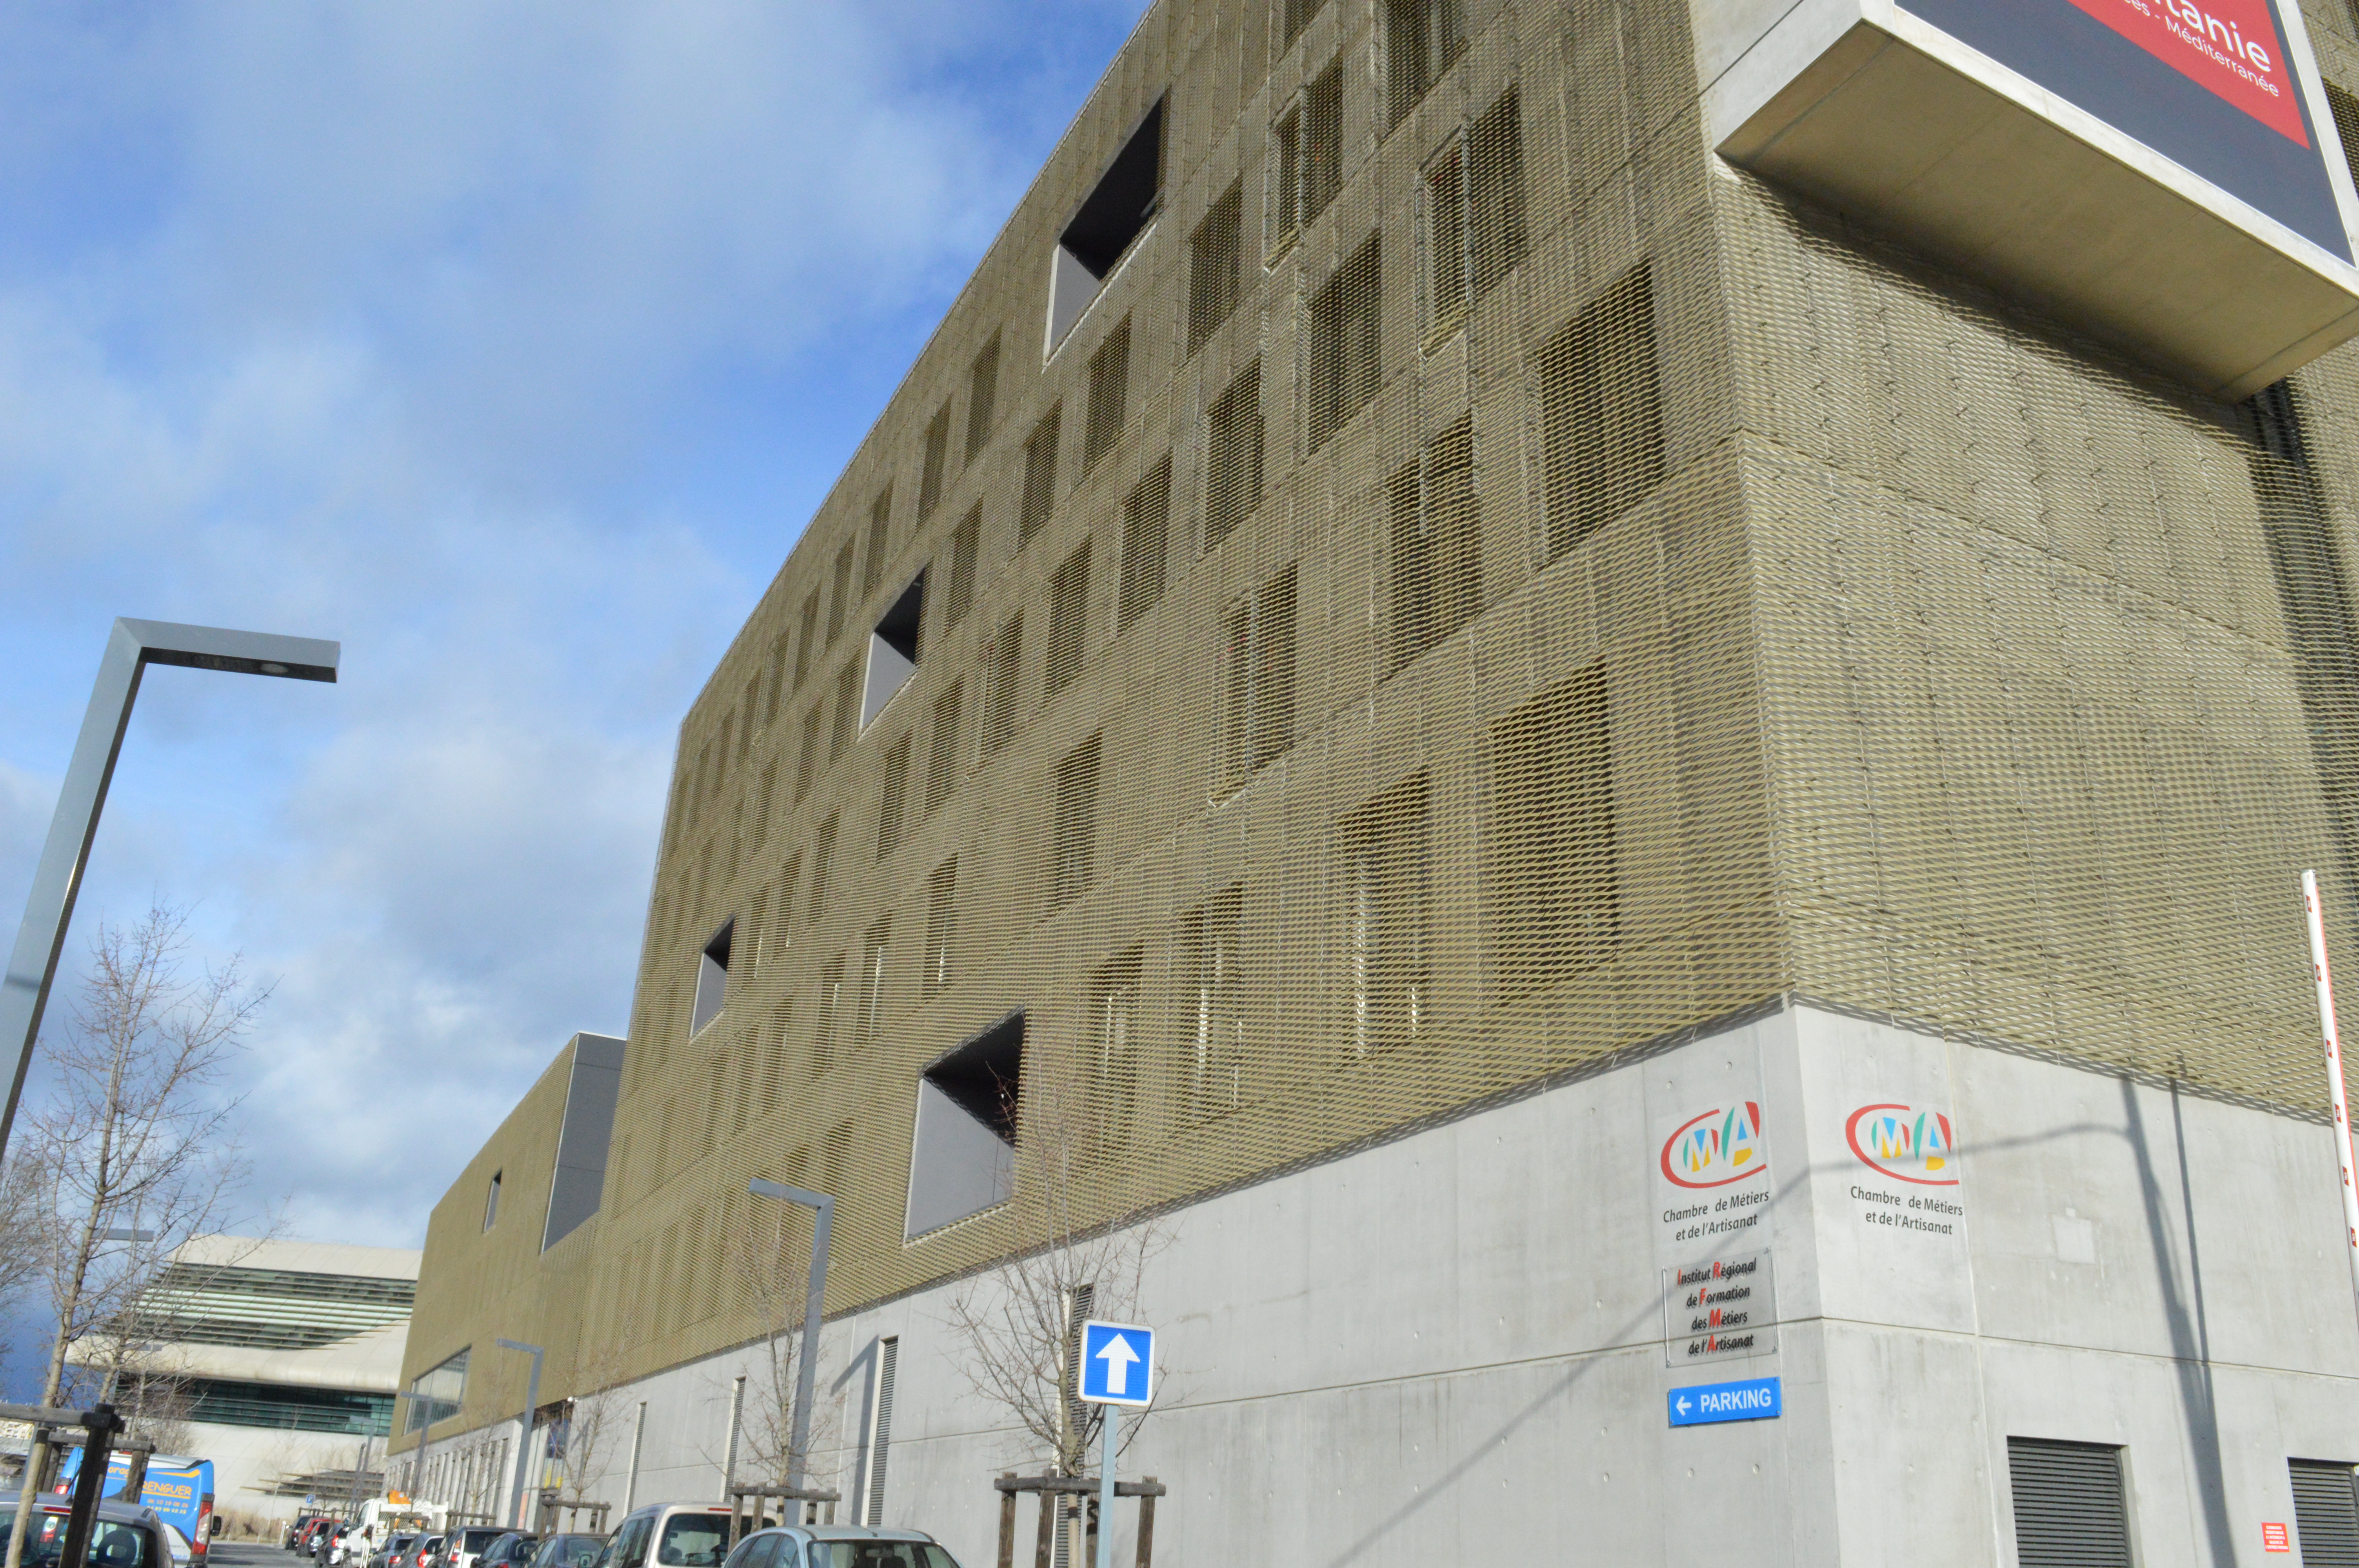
[
  {"left": 691, "top": 917, "right": 733, "bottom": 1034},
  {"left": 1047, "top": 99, "right": 1165, "bottom": 353},
  {"left": 905, "top": 1014, "right": 1024, "bottom": 1238},
  {"left": 862, "top": 572, "right": 926, "bottom": 728}
]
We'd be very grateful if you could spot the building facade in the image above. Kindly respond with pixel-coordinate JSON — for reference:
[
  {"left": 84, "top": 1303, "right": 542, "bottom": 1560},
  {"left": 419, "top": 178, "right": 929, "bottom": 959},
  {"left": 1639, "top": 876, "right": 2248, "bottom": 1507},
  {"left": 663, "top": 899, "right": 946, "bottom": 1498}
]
[{"left": 403, "top": 0, "right": 2359, "bottom": 1561}]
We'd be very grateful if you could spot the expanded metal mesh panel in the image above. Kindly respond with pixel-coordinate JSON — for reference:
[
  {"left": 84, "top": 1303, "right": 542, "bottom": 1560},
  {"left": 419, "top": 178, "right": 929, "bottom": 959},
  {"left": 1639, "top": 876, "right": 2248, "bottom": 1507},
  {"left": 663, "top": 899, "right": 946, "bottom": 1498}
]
[{"left": 407, "top": 0, "right": 2359, "bottom": 1405}]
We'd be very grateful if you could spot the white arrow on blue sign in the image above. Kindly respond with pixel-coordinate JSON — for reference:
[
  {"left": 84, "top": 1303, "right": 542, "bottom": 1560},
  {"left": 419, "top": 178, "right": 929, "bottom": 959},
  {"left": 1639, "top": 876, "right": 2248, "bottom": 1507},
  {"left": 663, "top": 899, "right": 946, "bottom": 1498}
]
[
  {"left": 1668, "top": 1376, "right": 1781, "bottom": 1427},
  {"left": 1078, "top": 1320, "right": 1155, "bottom": 1407}
]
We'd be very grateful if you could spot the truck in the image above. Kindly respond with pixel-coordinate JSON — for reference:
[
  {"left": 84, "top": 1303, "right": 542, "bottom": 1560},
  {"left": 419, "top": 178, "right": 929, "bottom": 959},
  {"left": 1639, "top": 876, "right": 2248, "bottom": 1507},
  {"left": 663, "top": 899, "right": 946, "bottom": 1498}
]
[{"left": 55, "top": 1450, "right": 214, "bottom": 1563}]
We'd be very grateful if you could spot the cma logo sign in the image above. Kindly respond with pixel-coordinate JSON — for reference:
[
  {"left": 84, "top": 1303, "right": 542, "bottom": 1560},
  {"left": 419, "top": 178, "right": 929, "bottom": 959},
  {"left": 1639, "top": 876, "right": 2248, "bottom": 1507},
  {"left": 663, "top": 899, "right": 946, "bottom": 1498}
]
[
  {"left": 1846, "top": 1103, "right": 1959, "bottom": 1186},
  {"left": 1660, "top": 1103, "right": 1766, "bottom": 1189}
]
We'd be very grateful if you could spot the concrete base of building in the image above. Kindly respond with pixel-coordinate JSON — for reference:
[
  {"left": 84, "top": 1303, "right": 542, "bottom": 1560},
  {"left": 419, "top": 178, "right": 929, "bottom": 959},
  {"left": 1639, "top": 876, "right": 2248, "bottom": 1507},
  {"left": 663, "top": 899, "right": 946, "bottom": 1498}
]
[{"left": 575, "top": 1001, "right": 2359, "bottom": 1566}]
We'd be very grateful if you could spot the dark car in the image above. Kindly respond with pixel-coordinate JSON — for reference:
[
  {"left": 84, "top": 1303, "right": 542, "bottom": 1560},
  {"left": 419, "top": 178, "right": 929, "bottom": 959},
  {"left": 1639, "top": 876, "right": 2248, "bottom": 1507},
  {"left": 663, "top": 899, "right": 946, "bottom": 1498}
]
[
  {"left": 525, "top": 1537, "right": 602, "bottom": 1568},
  {"left": 382, "top": 1534, "right": 425, "bottom": 1568},
  {"left": 718, "top": 1528, "right": 960, "bottom": 1568},
  {"left": 448, "top": 1528, "right": 509, "bottom": 1568},
  {"left": 4, "top": 1498, "right": 175, "bottom": 1568},
  {"left": 478, "top": 1535, "right": 539, "bottom": 1568}
]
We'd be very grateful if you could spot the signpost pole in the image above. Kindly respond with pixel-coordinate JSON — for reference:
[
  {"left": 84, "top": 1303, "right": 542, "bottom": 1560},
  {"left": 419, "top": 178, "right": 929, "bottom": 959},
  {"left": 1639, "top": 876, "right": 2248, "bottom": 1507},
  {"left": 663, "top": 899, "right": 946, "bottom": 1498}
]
[
  {"left": 2299, "top": 869, "right": 2359, "bottom": 1336},
  {"left": 1094, "top": 1419, "right": 1115, "bottom": 1568}
]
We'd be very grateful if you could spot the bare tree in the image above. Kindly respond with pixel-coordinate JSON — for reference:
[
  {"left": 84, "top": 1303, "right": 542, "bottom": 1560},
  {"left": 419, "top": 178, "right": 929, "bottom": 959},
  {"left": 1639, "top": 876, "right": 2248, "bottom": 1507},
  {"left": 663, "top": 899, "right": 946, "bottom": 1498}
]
[
  {"left": 5, "top": 906, "right": 262, "bottom": 1568},
  {"left": 939, "top": 1065, "right": 1167, "bottom": 1561},
  {"left": 707, "top": 1210, "right": 839, "bottom": 1499},
  {"left": 549, "top": 1335, "right": 640, "bottom": 1513}
]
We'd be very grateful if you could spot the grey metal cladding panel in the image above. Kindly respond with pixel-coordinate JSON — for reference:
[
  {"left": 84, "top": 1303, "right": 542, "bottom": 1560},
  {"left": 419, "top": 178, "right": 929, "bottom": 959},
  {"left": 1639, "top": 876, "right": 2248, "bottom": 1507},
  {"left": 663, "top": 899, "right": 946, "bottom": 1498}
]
[{"left": 542, "top": 1032, "right": 626, "bottom": 1252}]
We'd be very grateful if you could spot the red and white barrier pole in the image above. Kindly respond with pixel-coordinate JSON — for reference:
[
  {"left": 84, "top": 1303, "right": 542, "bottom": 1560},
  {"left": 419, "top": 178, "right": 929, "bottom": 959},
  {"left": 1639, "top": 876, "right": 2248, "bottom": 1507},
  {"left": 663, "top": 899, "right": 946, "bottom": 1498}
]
[{"left": 2301, "top": 869, "right": 2359, "bottom": 1335}]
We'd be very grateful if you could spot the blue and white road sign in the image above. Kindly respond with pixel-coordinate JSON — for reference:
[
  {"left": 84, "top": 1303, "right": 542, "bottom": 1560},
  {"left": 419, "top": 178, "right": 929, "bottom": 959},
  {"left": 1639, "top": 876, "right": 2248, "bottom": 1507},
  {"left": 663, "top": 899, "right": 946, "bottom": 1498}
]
[
  {"left": 1667, "top": 1376, "right": 1781, "bottom": 1427},
  {"left": 1078, "top": 1320, "right": 1155, "bottom": 1407}
]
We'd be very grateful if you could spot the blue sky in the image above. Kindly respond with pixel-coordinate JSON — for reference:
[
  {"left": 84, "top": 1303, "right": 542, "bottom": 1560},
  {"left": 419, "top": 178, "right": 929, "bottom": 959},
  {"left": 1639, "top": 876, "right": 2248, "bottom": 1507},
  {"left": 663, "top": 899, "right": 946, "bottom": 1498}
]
[{"left": 0, "top": 0, "right": 1153, "bottom": 1266}]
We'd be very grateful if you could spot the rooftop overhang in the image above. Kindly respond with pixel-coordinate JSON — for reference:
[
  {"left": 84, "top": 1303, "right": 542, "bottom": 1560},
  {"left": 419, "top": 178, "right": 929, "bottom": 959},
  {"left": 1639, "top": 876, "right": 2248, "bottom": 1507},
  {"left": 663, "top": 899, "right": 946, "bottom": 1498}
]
[{"left": 1702, "top": 0, "right": 2359, "bottom": 399}]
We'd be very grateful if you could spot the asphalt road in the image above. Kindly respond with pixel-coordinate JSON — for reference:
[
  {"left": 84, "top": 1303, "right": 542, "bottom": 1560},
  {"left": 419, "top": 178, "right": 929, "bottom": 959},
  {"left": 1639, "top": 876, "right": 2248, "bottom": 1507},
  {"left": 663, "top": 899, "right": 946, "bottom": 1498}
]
[{"left": 204, "top": 1543, "right": 289, "bottom": 1568}]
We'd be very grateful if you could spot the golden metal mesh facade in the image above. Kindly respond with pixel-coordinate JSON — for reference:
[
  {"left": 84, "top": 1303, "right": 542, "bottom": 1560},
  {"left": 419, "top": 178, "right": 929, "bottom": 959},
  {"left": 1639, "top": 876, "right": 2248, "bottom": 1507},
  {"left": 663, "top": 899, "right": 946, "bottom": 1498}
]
[{"left": 399, "top": 0, "right": 2359, "bottom": 1421}]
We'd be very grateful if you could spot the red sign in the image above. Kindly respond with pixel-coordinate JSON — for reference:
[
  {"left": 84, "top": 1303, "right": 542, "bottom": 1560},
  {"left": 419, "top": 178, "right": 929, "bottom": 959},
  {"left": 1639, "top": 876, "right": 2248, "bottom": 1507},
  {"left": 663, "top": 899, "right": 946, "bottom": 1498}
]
[
  {"left": 2065, "top": 0, "right": 2308, "bottom": 145},
  {"left": 2265, "top": 1521, "right": 2293, "bottom": 1552}
]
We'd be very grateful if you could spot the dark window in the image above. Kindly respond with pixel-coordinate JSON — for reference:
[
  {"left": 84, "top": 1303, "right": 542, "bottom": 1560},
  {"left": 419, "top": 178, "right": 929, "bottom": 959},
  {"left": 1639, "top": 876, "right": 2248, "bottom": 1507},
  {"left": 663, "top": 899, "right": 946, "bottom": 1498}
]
[
  {"left": 752, "top": 756, "right": 777, "bottom": 850},
  {"left": 1119, "top": 454, "right": 1173, "bottom": 630},
  {"left": 861, "top": 572, "right": 925, "bottom": 727},
  {"left": 1053, "top": 734, "right": 1102, "bottom": 906},
  {"left": 1341, "top": 773, "right": 1429, "bottom": 1054},
  {"left": 1205, "top": 360, "right": 1266, "bottom": 551},
  {"left": 832, "top": 662, "right": 861, "bottom": 760},
  {"left": 1388, "top": 414, "right": 1481, "bottom": 670},
  {"left": 1089, "top": 947, "right": 1143, "bottom": 1154},
  {"left": 857, "top": 917, "right": 891, "bottom": 1045},
  {"left": 1273, "top": 104, "right": 1304, "bottom": 245},
  {"left": 926, "top": 679, "right": 964, "bottom": 814},
  {"left": 1050, "top": 100, "right": 1165, "bottom": 349},
  {"left": 1021, "top": 405, "right": 1062, "bottom": 548},
  {"left": 794, "top": 591, "right": 821, "bottom": 688},
  {"left": 1488, "top": 668, "right": 1616, "bottom": 993},
  {"left": 1222, "top": 563, "right": 1297, "bottom": 788},
  {"left": 1180, "top": 886, "right": 1244, "bottom": 1122},
  {"left": 794, "top": 704, "right": 823, "bottom": 806},
  {"left": 1386, "top": 0, "right": 1468, "bottom": 127},
  {"left": 2291, "top": 1459, "right": 2359, "bottom": 1566},
  {"left": 1084, "top": 318, "right": 1131, "bottom": 473},
  {"left": 810, "top": 813, "right": 837, "bottom": 922},
  {"left": 922, "top": 858, "right": 957, "bottom": 993},
  {"left": 878, "top": 732, "right": 911, "bottom": 860},
  {"left": 1468, "top": 88, "right": 1527, "bottom": 301},
  {"left": 1309, "top": 232, "right": 1383, "bottom": 450},
  {"left": 764, "top": 637, "right": 787, "bottom": 724},
  {"left": 1283, "top": 0, "right": 1327, "bottom": 47},
  {"left": 944, "top": 505, "right": 980, "bottom": 632},
  {"left": 692, "top": 918, "right": 734, "bottom": 1034},
  {"left": 815, "top": 955, "right": 845, "bottom": 1075},
  {"left": 2007, "top": 1438, "right": 2132, "bottom": 1568},
  {"left": 918, "top": 403, "right": 951, "bottom": 522},
  {"left": 905, "top": 1015, "right": 1022, "bottom": 1238},
  {"left": 1189, "top": 182, "right": 1243, "bottom": 356},
  {"left": 982, "top": 613, "right": 1025, "bottom": 759},
  {"left": 828, "top": 541, "right": 856, "bottom": 644},
  {"left": 1424, "top": 138, "right": 1468, "bottom": 334},
  {"left": 863, "top": 486, "right": 894, "bottom": 595},
  {"left": 483, "top": 1172, "right": 501, "bottom": 1232},
  {"left": 1304, "top": 64, "right": 1343, "bottom": 225},
  {"left": 965, "top": 334, "right": 1001, "bottom": 467},
  {"left": 1538, "top": 261, "right": 1666, "bottom": 555},
  {"left": 1045, "top": 543, "right": 1092, "bottom": 699}
]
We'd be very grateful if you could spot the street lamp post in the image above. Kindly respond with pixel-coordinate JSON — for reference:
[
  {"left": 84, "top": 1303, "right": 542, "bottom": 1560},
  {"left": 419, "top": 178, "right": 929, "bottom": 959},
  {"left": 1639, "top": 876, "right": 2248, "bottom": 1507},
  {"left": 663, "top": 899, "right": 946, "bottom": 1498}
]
[
  {"left": 746, "top": 1179, "right": 834, "bottom": 1497},
  {"left": 0, "top": 617, "right": 338, "bottom": 1163},
  {"left": 493, "top": 1340, "right": 543, "bottom": 1532}
]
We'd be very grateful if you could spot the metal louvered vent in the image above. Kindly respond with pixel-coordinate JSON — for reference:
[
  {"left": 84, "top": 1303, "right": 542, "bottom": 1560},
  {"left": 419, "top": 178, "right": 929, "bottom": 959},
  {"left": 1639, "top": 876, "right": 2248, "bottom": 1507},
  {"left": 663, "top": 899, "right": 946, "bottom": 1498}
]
[
  {"left": 864, "top": 1336, "right": 900, "bottom": 1527},
  {"left": 2008, "top": 1438, "right": 2132, "bottom": 1568},
  {"left": 2292, "top": 1459, "right": 2359, "bottom": 1566}
]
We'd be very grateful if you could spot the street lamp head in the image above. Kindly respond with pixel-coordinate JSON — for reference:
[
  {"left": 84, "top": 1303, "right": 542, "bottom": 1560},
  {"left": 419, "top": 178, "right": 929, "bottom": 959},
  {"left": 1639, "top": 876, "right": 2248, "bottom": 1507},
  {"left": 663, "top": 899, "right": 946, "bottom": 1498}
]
[{"left": 121, "top": 620, "right": 340, "bottom": 684}]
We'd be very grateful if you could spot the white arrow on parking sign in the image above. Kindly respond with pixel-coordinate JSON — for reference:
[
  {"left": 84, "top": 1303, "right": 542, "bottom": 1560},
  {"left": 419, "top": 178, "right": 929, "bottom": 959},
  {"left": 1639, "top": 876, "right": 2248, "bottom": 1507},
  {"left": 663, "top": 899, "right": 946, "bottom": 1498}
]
[
  {"left": 1674, "top": 1395, "right": 1693, "bottom": 1417},
  {"left": 1096, "top": 1331, "right": 1140, "bottom": 1397}
]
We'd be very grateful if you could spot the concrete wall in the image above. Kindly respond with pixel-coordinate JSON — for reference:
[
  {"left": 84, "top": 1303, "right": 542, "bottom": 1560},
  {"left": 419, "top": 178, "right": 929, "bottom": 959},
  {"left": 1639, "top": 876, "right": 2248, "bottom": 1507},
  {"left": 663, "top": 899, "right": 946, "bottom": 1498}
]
[{"left": 544, "top": 1002, "right": 2359, "bottom": 1566}]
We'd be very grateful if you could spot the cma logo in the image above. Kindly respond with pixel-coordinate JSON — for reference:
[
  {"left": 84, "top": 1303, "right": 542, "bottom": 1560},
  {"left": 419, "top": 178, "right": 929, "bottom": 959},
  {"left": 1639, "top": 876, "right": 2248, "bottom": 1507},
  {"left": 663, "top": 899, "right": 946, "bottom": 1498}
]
[
  {"left": 1660, "top": 1103, "right": 1766, "bottom": 1189},
  {"left": 1846, "top": 1103, "right": 1959, "bottom": 1186}
]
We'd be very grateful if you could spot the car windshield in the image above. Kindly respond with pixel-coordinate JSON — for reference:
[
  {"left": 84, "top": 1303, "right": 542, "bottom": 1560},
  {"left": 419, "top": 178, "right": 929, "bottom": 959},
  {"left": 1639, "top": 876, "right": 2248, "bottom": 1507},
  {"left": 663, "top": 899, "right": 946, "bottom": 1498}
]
[
  {"left": 462, "top": 1534, "right": 505, "bottom": 1552},
  {"left": 0, "top": 1514, "right": 154, "bottom": 1568},
  {"left": 809, "top": 1547, "right": 958, "bottom": 1568},
  {"left": 652, "top": 1518, "right": 729, "bottom": 1568}
]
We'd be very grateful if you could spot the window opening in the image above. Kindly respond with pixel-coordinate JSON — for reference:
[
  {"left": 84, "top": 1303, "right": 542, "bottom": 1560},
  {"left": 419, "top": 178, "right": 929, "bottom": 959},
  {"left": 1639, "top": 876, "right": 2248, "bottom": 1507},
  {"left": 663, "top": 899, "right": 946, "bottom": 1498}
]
[
  {"left": 1538, "top": 261, "right": 1666, "bottom": 555},
  {"left": 863, "top": 571, "right": 927, "bottom": 728},
  {"left": 1049, "top": 100, "right": 1165, "bottom": 351},
  {"left": 1188, "top": 181, "right": 1244, "bottom": 356},
  {"left": 966, "top": 334, "right": 1001, "bottom": 466},
  {"left": 1021, "top": 405, "right": 1062, "bottom": 548},
  {"left": 1118, "top": 454, "right": 1173, "bottom": 630},
  {"left": 692, "top": 918, "right": 734, "bottom": 1035},
  {"left": 1083, "top": 319, "right": 1131, "bottom": 474},
  {"left": 1386, "top": 0, "right": 1468, "bottom": 127},
  {"left": 1309, "top": 232, "right": 1383, "bottom": 451},
  {"left": 794, "top": 704, "right": 823, "bottom": 806},
  {"left": 1304, "top": 64, "right": 1343, "bottom": 224},
  {"left": 1181, "top": 886, "right": 1245, "bottom": 1122},
  {"left": 905, "top": 1013, "right": 1024, "bottom": 1238},
  {"left": 2006, "top": 1438, "right": 2132, "bottom": 1567},
  {"left": 815, "top": 955, "right": 845, "bottom": 1075},
  {"left": 810, "top": 813, "right": 837, "bottom": 922},
  {"left": 923, "top": 858, "right": 957, "bottom": 993},
  {"left": 833, "top": 662, "right": 861, "bottom": 760},
  {"left": 1388, "top": 413, "right": 1481, "bottom": 671},
  {"left": 927, "top": 679, "right": 965, "bottom": 814},
  {"left": 1342, "top": 773, "right": 1430, "bottom": 1055},
  {"left": 483, "top": 1172, "right": 501, "bottom": 1232},
  {"left": 794, "top": 592, "right": 821, "bottom": 689},
  {"left": 827, "top": 541, "right": 856, "bottom": 645},
  {"left": 944, "top": 505, "right": 980, "bottom": 632},
  {"left": 1054, "top": 734, "right": 1103, "bottom": 907},
  {"left": 1222, "top": 563, "right": 1298, "bottom": 790},
  {"left": 878, "top": 733, "right": 911, "bottom": 860},
  {"left": 1272, "top": 104, "right": 1304, "bottom": 252},
  {"left": 858, "top": 918, "right": 891, "bottom": 1046},
  {"left": 1205, "top": 359, "right": 1266, "bottom": 551},
  {"left": 752, "top": 757, "right": 777, "bottom": 851},
  {"left": 1489, "top": 668, "right": 1616, "bottom": 993},
  {"left": 863, "top": 486, "right": 894, "bottom": 596},
  {"left": 1090, "top": 947, "right": 1143, "bottom": 1154},
  {"left": 983, "top": 613, "right": 1025, "bottom": 757},
  {"left": 1283, "top": 0, "right": 1327, "bottom": 47},
  {"left": 918, "top": 405, "right": 951, "bottom": 523},
  {"left": 1423, "top": 136, "right": 1469, "bottom": 341},
  {"left": 1046, "top": 543, "right": 1093, "bottom": 699},
  {"left": 404, "top": 1348, "right": 469, "bottom": 1432},
  {"left": 1468, "top": 87, "right": 1527, "bottom": 300}
]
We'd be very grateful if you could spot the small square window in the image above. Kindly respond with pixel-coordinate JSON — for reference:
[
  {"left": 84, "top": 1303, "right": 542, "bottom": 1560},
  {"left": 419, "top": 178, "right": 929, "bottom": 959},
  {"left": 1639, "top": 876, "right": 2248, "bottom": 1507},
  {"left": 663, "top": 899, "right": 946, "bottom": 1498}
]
[{"left": 691, "top": 918, "right": 734, "bottom": 1035}]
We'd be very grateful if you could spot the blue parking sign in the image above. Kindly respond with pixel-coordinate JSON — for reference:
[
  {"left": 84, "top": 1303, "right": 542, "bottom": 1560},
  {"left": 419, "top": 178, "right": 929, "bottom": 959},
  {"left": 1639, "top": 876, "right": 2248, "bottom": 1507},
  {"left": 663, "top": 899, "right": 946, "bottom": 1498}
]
[{"left": 1078, "top": 1321, "right": 1155, "bottom": 1407}]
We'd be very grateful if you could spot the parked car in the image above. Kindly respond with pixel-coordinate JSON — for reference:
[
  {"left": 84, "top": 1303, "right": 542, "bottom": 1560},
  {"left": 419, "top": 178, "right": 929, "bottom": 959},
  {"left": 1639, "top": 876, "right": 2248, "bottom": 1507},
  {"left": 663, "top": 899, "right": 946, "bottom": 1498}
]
[
  {"left": 373, "top": 1531, "right": 419, "bottom": 1568},
  {"left": 592, "top": 1506, "right": 740, "bottom": 1568},
  {"left": 383, "top": 1533, "right": 427, "bottom": 1568},
  {"left": 1, "top": 1497, "right": 177, "bottom": 1568},
  {"left": 416, "top": 1534, "right": 449, "bottom": 1568},
  {"left": 525, "top": 1534, "right": 601, "bottom": 1568},
  {"left": 448, "top": 1526, "right": 510, "bottom": 1568},
  {"left": 477, "top": 1534, "right": 540, "bottom": 1568},
  {"left": 719, "top": 1528, "right": 961, "bottom": 1568},
  {"left": 288, "top": 1517, "right": 336, "bottom": 1553}
]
